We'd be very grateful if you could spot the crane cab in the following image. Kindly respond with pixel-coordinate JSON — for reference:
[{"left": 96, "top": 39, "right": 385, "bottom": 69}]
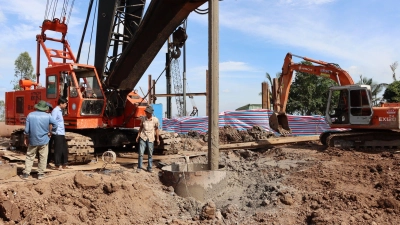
[
  {"left": 325, "top": 85, "right": 373, "bottom": 126},
  {"left": 45, "top": 64, "right": 106, "bottom": 129}
]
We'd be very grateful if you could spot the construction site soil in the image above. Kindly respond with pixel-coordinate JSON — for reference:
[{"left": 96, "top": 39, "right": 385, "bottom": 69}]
[{"left": 0, "top": 129, "right": 400, "bottom": 224}]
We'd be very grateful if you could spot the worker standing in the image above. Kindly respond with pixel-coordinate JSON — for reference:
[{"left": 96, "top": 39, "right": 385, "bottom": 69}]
[
  {"left": 135, "top": 105, "right": 160, "bottom": 173},
  {"left": 20, "top": 100, "right": 57, "bottom": 180},
  {"left": 51, "top": 97, "right": 70, "bottom": 170},
  {"left": 45, "top": 102, "right": 55, "bottom": 168}
]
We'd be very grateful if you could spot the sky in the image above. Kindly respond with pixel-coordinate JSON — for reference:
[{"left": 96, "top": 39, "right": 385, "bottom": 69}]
[{"left": 0, "top": 0, "right": 399, "bottom": 117}]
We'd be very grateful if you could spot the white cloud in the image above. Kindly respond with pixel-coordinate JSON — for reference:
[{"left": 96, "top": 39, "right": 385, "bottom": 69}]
[
  {"left": 214, "top": 1, "right": 400, "bottom": 84},
  {"left": 0, "top": 0, "right": 46, "bottom": 24},
  {"left": 0, "top": 10, "right": 5, "bottom": 23},
  {"left": 279, "top": 0, "right": 335, "bottom": 6}
]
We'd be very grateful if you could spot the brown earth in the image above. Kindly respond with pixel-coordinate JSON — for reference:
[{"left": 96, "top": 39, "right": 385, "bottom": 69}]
[{"left": 0, "top": 134, "right": 400, "bottom": 224}]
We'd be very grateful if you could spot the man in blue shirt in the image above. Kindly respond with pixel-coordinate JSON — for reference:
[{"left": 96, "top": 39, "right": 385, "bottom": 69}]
[
  {"left": 21, "top": 100, "right": 58, "bottom": 180},
  {"left": 51, "top": 97, "right": 69, "bottom": 170}
]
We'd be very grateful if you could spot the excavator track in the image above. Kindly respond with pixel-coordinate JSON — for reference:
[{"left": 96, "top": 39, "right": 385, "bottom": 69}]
[
  {"left": 321, "top": 130, "right": 400, "bottom": 150},
  {"left": 10, "top": 130, "right": 94, "bottom": 163}
]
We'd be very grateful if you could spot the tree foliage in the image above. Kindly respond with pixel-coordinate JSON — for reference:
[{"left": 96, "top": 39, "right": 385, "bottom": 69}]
[
  {"left": 12, "top": 52, "right": 35, "bottom": 90},
  {"left": 286, "top": 62, "right": 338, "bottom": 115},
  {"left": 0, "top": 100, "right": 4, "bottom": 122},
  {"left": 357, "top": 75, "right": 387, "bottom": 106},
  {"left": 383, "top": 81, "right": 400, "bottom": 103}
]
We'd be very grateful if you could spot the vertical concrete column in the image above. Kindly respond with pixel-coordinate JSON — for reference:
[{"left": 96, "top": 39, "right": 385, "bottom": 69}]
[
  {"left": 208, "top": 0, "right": 219, "bottom": 170},
  {"left": 262, "top": 82, "right": 270, "bottom": 109},
  {"left": 206, "top": 70, "right": 209, "bottom": 116},
  {"left": 272, "top": 78, "right": 279, "bottom": 112}
]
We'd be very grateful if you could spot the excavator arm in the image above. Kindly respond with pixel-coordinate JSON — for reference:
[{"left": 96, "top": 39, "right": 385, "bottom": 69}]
[{"left": 270, "top": 53, "right": 355, "bottom": 134}]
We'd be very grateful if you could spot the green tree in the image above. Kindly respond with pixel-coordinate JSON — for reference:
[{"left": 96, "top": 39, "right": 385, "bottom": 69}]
[
  {"left": 286, "top": 62, "right": 338, "bottom": 115},
  {"left": 12, "top": 52, "right": 36, "bottom": 90},
  {"left": 357, "top": 75, "right": 387, "bottom": 106},
  {"left": 383, "top": 81, "right": 400, "bottom": 103},
  {"left": 0, "top": 100, "right": 4, "bottom": 122}
]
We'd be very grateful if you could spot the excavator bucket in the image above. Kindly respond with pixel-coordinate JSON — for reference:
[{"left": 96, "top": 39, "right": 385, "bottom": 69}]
[{"left": 269, "top": 112, "right": 292, "bottom": 136}]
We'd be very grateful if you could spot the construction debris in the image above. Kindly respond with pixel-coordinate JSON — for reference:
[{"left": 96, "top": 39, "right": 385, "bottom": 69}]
[{"left": 158, "top": 125, "right": 315, "bottom": 154}]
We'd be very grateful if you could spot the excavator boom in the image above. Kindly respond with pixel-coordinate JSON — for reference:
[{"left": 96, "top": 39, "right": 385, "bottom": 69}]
[
  {"left": 275, "top": 53, "right": 354, "bottom": 113},
  {"left": 270, "top": 52, "right": 355, "bottom": 135}
]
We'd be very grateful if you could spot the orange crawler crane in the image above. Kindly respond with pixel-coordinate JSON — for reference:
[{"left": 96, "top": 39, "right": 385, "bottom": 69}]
[
  {"left": 270, "top": 53, "right": 400, "bottom": 148},
  {"left": 5, "top": 0, "right": 207, "bottom": 162}
]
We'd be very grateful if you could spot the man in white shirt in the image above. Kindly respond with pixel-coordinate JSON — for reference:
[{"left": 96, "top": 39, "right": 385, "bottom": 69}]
[{"left": 135, "top": 105, "right": 159, "bottom": 173}]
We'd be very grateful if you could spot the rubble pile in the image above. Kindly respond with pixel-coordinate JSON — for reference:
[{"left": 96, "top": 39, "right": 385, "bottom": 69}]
[
  {"left": 156, "top": 125, "right": 277, "bottom": 154},
  {"left": 198, "top": 125, "right": 276, "bottom": 144}
]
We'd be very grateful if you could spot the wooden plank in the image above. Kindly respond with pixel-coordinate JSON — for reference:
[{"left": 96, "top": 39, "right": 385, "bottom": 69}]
[
  {"left": 118, "top": 151, "right": 207, "bottom": 160},
  {"left": 1, "top": 150, "right": 26, "bottom": 161},
  {"left": 201, "top": 135, "right": 320, "bottom": 151}
]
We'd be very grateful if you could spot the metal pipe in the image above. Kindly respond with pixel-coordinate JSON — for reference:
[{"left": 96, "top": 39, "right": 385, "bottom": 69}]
[
  {"left": 183, "top": 39, "right": 187, "bottom": 116},
  {"left": 166, "top": 44, "right": 172, "bottom": 118}
]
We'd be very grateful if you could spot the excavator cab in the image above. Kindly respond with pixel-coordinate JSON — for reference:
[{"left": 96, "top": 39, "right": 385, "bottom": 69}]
[{"left": 325, "top": 85, "right": 373, "bottom": 126}]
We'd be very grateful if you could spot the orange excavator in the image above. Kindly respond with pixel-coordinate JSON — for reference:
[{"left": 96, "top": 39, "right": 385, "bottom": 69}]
[
  {"left": 5, "top": 0, "right": 207, "bottom": 162},
  {"left": 270, "top": 53, "right": 400, "bottom": 148}
]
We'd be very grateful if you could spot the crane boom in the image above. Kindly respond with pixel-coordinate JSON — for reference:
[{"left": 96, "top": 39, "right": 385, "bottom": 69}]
[
  {"left": 94, "top": 0, "right": 146, "bottom": 82},
  {"left": 105, "top": 0, "right": 207, "bottom": 90}
]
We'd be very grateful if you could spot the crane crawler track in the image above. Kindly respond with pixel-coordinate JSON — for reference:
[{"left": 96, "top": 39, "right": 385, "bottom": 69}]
[
  {"left": 10, "top": 130, "right": 94, "bottom": 163},
  {"left": 323, "top": 130, "right": 400, "bottom": 150},
  {"left": 65, "top": 132, "right": 94, "bottom": 163}
]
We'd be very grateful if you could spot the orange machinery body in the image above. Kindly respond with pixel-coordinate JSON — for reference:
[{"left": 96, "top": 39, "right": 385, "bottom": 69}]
[
  {"left": 329, "top": 105, "right": 400, "bottom": 130},
  {"left": 5, "top": 63, "right": 146, "bottom": 130},
  {"left": 271, "top": 52, "right": 400, "bottom": 135},
  {"left": 5, "top": 17, "right": 147, "bottom": 130}
]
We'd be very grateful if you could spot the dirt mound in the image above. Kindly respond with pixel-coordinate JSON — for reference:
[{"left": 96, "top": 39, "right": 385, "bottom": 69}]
[
  {"left": 0, "top": 170, "right": 188, "bottom": 224},
  {"left": 0, "top": 139, "right": 400, "bottom": 224}
]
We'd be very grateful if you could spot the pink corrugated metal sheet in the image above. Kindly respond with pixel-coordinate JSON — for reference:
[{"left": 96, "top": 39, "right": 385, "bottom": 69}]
[{"left": 162, "top": 109, "right": 345, "bottom": 136}]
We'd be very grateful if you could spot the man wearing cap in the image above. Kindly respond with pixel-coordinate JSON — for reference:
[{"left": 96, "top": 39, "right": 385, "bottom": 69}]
[
  {"left": 21, "top": 100, "right": 58, "bottom": 180},
  {"left": 135, "top": 105, "right": 160, "bottom": 173}
]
